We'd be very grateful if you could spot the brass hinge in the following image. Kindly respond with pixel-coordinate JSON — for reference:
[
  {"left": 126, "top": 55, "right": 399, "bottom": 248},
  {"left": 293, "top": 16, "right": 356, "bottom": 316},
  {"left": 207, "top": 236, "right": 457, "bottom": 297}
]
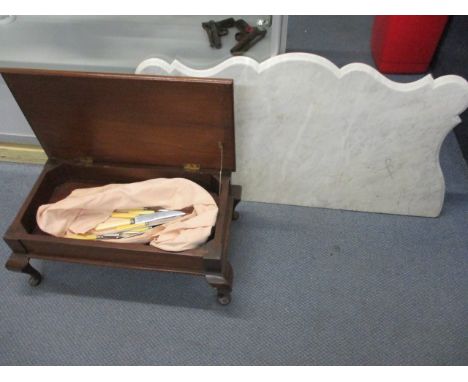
[{"left": 184, "top": 163, "right": 200, "bottom": 173}]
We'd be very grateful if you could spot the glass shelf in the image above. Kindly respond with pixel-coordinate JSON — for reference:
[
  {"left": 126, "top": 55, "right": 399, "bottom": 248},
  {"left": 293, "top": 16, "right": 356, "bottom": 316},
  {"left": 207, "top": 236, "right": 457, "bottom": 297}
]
[
  {"left": 0, "top": 15, "right": 286, "bottom": 72},
  {"left": 0, "top": 15, "right": 287, "bottom": 144}
]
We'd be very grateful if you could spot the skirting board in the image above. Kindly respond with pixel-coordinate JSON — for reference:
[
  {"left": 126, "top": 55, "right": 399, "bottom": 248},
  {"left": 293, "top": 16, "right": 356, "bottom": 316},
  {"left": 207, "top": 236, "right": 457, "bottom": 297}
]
[
  {"left": 136, "top": 53, "right": 468, "bottom": 217},
  {"left": 0, "top": 142, "right": 47, "bottom": 164}
]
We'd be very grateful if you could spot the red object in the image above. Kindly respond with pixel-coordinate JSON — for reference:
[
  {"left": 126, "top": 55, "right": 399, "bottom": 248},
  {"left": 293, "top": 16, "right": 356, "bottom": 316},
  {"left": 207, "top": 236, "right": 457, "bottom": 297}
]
[{"left": 371, "top": 16, "right": 449, "bottom": 74}]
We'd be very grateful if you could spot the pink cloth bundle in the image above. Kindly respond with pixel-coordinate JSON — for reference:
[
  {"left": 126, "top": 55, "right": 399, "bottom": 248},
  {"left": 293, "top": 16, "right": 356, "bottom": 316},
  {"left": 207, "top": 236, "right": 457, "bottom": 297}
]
[{"left": 36, "top": 178, "right": 218, "bottom": 252}]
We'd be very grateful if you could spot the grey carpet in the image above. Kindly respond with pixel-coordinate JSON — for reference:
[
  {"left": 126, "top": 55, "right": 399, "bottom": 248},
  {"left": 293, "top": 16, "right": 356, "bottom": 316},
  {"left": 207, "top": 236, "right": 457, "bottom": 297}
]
[
  {"left": 287, "top": 16, "right": 376, "bottom": 67},
  {"left": 1, "top": 15, "right": 467, "bottom": 366},
  {"left": 286, "top": 16, "right": 424, "bottom": 83},
  {"left": 0, "top": 132, "right": 467, "bottom": 365}
]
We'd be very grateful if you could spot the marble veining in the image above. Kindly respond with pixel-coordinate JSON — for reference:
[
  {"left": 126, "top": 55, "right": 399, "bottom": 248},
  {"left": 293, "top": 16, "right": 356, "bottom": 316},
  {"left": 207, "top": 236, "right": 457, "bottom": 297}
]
[{"left": 136, "top": 53, "right": 468, "bottom": 217}]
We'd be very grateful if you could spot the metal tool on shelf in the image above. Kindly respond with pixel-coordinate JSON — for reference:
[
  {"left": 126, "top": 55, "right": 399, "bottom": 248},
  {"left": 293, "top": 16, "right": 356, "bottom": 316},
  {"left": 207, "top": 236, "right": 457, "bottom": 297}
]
[
  {"left": 201, "top": 18, "right": 235, "bottom": 49},
  {"left": 231, "top": 19, "right": 267, "bottom": 56},
  {"left": 201, "top": 17, "right": 268, "bottom": 55}
]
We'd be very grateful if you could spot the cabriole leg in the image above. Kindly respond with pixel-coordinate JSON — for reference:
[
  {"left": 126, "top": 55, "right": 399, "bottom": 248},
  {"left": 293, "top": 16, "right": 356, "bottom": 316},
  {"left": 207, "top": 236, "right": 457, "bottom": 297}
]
[
  {"left": 205, "top": 262, "right": 233, "bottom": 305},
  {"left": 231, "top": 185, "right": 242, "bottom": 221},
  {"left": 5, "top": 253, "right": 42, "bottom": 286}
]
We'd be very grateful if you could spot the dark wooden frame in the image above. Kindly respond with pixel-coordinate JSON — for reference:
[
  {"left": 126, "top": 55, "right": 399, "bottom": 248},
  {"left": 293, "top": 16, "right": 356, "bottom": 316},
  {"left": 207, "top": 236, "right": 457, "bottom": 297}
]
[
  {"left": 2, "top": 68, "right": 241, "bottom": 305},
  {"left": 4, "top": 161, "right": 241, "bottom": 304}
]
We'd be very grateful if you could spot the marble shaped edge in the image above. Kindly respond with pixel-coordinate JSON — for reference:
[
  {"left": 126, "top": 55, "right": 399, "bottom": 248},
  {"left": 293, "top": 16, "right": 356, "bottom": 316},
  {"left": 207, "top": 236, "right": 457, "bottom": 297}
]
[{"left": 136, "top": 52, "right": 468, "bottom": 95}]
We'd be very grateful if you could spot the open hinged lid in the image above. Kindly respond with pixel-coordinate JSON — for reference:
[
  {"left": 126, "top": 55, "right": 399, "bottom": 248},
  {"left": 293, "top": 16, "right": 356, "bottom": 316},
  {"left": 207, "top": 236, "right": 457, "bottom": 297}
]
[{"left": 1, "top": 68, "right": 235, "bottom": 172}]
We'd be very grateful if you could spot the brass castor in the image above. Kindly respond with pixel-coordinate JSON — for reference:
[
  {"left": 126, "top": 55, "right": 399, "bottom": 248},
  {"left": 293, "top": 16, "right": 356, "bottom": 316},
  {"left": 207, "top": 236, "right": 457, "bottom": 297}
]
[
  {"left": 217, "top": 288, "right": 232, "bottom": 305},
  {"left": 28, "top": 272, "right": 42, "bottom": 287},
  {"left": 28, "top": 269, "right": 42, "bottom": 286}
]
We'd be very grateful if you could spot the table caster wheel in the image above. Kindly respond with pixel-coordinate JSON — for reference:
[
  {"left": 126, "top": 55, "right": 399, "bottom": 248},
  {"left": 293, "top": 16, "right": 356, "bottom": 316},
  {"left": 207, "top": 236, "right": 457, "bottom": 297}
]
[
  {"left": 28, "top": 274, "right": 42, "bottom": 287},
  {"left": 232, "top": 211, "right": 239, "bottom": 221},
  {"left": 217, "top": 289, "right": 231, "bottom": 305}
]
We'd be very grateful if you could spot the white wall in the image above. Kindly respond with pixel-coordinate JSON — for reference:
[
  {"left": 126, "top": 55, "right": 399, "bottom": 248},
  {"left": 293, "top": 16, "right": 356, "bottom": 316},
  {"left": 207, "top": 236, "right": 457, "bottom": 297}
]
[{"left": 0, "top": 75, "right": 36, "bottom": 143}]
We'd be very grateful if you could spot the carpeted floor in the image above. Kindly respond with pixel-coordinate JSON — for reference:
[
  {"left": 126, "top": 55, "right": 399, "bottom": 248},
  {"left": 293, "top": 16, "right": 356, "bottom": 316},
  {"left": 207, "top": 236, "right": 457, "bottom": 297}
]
[
  {"left": 1, "top": 15, "right": 467, "bottom": 366},
  {"left": 0, "top": 132, "right": 467, "bottom": 365}
]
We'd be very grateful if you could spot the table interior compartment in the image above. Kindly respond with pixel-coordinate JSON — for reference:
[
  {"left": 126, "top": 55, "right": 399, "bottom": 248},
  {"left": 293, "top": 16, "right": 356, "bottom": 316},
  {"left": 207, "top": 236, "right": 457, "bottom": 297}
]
[{"left": 20, "top": 162, "right": 221, "bottom": 240}]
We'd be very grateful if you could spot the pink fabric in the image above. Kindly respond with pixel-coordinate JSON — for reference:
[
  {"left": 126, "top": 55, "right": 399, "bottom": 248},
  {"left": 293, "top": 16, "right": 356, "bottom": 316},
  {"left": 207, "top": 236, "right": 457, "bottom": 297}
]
[{"left": 36, "top": 178, "right": 218, "bottom": 251}]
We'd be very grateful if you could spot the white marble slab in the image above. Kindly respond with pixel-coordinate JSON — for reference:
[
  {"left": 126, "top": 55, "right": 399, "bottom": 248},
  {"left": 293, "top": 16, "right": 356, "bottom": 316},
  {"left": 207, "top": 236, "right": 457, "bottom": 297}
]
[{"left": 136, "top": 53, "right": 468, "bottom": 217}]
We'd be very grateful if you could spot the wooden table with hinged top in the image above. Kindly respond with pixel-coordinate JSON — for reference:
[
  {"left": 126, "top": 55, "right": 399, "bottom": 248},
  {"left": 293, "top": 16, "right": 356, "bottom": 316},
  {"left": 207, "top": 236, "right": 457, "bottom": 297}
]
[{"left": 1, "top": 68, "right": 241, "bottom": 305}]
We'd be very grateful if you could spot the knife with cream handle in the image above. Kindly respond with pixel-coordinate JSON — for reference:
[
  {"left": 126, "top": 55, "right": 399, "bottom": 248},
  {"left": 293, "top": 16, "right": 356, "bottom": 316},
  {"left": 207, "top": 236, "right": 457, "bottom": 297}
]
[{"left": 95, "top": 210, "right": 186, "bottom": 231}]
